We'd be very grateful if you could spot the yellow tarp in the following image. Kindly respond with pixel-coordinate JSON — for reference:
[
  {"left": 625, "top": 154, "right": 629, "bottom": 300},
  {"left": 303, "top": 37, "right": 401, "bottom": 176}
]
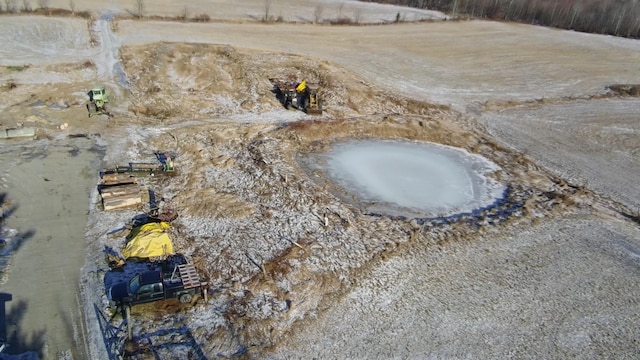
[{"left": 122, "top": 222, "right": 174, "bottom": 259}]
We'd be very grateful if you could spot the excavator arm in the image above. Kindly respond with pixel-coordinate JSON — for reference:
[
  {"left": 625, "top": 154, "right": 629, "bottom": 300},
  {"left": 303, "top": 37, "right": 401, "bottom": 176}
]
[{"left": 295, "top": 80, "right": 307, "bottom": 93}]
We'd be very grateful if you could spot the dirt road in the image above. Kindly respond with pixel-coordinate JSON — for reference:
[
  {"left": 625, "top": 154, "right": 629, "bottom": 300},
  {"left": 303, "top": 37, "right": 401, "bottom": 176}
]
[{"left": 0, "top": 137, "right": 99, "bottom": 358}]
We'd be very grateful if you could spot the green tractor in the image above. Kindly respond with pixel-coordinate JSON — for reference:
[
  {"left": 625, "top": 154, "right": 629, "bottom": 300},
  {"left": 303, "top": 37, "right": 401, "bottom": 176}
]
[{"left": 87, "top": 85, "right": 110, "bottom": 117}]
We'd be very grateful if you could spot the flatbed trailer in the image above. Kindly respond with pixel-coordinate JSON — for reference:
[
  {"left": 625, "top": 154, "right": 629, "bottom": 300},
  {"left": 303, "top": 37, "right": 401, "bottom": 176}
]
[{"left": 102, "top": 153, "right": 176, "bottom": 177}]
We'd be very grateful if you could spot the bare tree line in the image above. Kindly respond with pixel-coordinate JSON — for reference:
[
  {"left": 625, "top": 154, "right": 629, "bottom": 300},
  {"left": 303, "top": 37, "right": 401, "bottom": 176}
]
[
  {"left": 0, "top": 0, "right": 66, "bottom": 13},
  {"left": 361, "top": 0, "right": 640, "bottom": 38}
]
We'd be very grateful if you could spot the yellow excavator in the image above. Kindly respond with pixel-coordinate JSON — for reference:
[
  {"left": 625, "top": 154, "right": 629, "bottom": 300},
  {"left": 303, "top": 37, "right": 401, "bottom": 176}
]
[{"left": 270, "top": 78, "right": 323, "bottom": 115}]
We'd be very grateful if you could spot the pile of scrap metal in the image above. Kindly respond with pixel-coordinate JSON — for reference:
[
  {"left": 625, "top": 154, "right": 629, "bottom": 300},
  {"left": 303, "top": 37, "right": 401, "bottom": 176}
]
[{"left": 148, "top": 197, "right": 179, "bottom": 223}]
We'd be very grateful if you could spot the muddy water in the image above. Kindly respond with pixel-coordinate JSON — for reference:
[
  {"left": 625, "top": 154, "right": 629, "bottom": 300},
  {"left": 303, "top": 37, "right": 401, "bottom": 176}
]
[{"left": 0, "top": 136, "right": 101, "bottom": 359}]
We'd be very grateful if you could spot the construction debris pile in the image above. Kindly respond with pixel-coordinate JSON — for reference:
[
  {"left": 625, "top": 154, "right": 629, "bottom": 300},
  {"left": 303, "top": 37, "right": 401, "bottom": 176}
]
[{"left": 98, "top": 152, "right": 175, "bottom": 211}]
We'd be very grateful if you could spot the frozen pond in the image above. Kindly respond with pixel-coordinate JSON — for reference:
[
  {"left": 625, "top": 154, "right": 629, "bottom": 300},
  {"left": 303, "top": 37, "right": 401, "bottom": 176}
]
[{"left": 301, "top": 140, "right": 506, "bottom": 218}]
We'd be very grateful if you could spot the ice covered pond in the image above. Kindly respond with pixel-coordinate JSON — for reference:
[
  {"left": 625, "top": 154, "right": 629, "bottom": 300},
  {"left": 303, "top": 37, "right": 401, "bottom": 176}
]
[{"left": 300, "top": 140, "right": 507, "bottom": 218}]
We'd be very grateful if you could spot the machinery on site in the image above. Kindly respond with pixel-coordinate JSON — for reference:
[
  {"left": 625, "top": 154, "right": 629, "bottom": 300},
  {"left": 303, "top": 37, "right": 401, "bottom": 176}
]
[
  {"left": 86, "top": 85, "right": 110, "bottom": 117},
  {"left": 269, "top": 78, "right": 323, "bottom": 115}
]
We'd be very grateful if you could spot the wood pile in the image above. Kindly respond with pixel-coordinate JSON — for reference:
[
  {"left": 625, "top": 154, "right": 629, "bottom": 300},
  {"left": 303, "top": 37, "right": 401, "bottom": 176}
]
[
  {"left": 99, "top": 173, "right": 145, "bottom": 211},
  {"left": 101, "top": 172, "right": 136, "bottom": 186}
]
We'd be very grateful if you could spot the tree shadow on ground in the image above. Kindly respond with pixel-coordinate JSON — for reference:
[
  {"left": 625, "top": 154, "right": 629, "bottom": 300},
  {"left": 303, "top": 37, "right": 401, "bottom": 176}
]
[
  {"left": 0, "top": 192, "right": 42, "bottom": 356},
  {"left": 94, "top": 303, "right": 207, "bottom": 359},
  {"left": 123, "top": 325, "right": 207, "bottom": 359},
  {"left": 0, "top": 192, "right": 35, "bottom": 261},
  {"left": 94, "top": 303, "right": 126, "bottom": 360},
  {"left": 57, "top": 297, "right": 84, "bottom": 358},
  {"left": 0, "top": 292, "right": 10, "bottom": 344},
  {"left": 2, "top": 297, "right": 46, "bottom": 357}
]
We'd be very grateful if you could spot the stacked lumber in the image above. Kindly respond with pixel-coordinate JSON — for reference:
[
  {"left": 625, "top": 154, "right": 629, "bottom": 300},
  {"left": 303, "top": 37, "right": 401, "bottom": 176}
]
[
  {"left": 99, "top": 174, "right": 144, "bottom": 211},
  {"left": 100, "top": 184, "right": 144, "bottom": 211},
  {"left": 101, "top": 172, "right": 136, "bottom": 186}
]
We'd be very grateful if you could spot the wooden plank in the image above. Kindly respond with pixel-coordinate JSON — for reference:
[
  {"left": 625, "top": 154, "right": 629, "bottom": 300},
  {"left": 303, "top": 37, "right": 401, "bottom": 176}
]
[
  {"left": 103, "top": 196, "right": 142, "bottom": 211},
  {"left": 101, "top": 193, "right": 140, "bottom": 203},
  {"left": 178, "top": 264, "right": 201, "bottom": 290},
  {"left": 100, "top": 191, "right": 140, "bottom": 201},
  {"left": 101, "top": 173, "right": 136, "bottom": 185},
  {"left": 102, "top": 193, "right": 141, "bottom": 204},
  {"left": 0, "top": 127, "right": 35, "bottom": 139},
  {"left": 179, "top": 266, "right": 200, "bottom": 289},
  {"left": 101, "top": 184, "right": 143, "bottom": 210},
  {"left": 99, "top": 184, "right": 141, "bottom": 198},
  {"left": 100, "top": 189, "right": 140, "bottom": 200},
  {"left": 129, "top": 162, "right": 160, "bottom": 172}
]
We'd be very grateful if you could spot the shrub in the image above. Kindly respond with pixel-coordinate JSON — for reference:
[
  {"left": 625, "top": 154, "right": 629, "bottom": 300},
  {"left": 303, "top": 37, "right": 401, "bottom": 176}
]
[
  {"left": 329, "top": 17, "right": 354, "bottom": 25},
  {"left": 192, "top": 13, "right": 210, "bottom": 22}
]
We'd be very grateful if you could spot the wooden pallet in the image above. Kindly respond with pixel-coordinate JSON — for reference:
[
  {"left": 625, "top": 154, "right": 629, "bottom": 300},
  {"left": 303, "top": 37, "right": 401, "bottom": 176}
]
[{"left": 178, "top": 264, "right": 201, "bottom": 290}]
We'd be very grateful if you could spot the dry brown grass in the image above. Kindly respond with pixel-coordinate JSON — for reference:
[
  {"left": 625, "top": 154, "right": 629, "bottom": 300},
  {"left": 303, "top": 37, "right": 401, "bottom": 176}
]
[
  {"left": 114, "top": 95, "right": 604, "bottom": 359},
  {"left": 281, "top": 115, "right": 467, "bottom": 152},
  {"left": 118, "top": 42, "right": 451, "bottom": 122},
  {"left": 1, "top": 7, "right": 93, "bottom": 18},
  {"left": 180, "top": 191, "right": 255, "bottom": 218},
  {"left": 608, "top": 84, "right": 640, "bottom": 97},
  {"left": 97, "top": 38, "right": 620, "bottom": 358}
]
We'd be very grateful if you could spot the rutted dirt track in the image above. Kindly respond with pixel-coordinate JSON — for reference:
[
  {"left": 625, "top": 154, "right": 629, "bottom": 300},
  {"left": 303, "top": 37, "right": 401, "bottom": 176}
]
[{"left": 0, "top": 1, "right": 640, "bottom": 358}]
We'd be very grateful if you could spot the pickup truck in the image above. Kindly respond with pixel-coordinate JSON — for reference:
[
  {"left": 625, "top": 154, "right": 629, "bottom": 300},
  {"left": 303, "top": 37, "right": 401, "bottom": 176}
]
[{"left": 107, "top": 263, "right": 207, "bottom": 307}]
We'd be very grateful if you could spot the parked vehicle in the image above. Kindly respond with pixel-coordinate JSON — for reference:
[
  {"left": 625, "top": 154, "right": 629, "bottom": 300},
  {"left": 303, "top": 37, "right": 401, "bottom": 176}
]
[
  {"left": 107, "top": 262, "right": 207, "bottom": 307},
  {"left": 87, "top": 85, "right": 110, "bottom": 117}
]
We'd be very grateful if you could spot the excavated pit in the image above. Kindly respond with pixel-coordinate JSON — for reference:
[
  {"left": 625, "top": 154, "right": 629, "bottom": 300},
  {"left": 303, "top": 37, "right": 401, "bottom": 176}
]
[{"left": 299, "top": 139, "right": 506, "bottom": 219}]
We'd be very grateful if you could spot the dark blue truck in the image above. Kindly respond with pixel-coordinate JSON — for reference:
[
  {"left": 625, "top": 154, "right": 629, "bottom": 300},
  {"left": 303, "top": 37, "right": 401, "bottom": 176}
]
[{"left": 107, "top": 263, "right": 207, "bottom": 307}]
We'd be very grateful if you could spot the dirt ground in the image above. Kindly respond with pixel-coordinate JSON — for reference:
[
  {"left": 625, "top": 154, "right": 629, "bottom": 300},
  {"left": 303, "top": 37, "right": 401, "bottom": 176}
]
[{"left": 0, "top": 1, "right": 639, "bottom": 359}]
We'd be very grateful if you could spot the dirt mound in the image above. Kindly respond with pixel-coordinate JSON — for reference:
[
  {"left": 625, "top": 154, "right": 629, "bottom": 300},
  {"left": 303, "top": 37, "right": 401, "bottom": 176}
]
[{"left": 120, "top": 43, "right": 447, "bottom": 121}]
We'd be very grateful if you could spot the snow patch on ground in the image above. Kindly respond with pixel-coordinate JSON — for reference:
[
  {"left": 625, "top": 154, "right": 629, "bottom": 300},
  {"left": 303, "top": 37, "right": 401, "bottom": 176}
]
[{"left": 315, "top": 140, "right": 505, "bottom": 218}]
